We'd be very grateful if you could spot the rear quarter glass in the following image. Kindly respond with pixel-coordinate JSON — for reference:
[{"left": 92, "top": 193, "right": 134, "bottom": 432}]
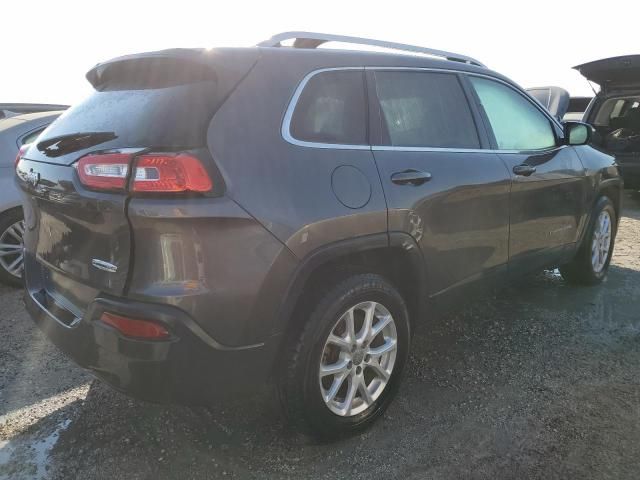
[{"left": 24, "top": 81, "right": 220, "bottom": 166}]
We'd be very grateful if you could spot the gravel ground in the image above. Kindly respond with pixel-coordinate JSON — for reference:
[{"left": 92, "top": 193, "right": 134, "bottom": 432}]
[{"left": 1, "top": 191, "right": 639, "bottom": 480}]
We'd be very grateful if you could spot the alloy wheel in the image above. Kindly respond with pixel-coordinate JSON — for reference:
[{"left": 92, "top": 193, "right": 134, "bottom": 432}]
[
  {"left": 318, "top": 301, "right": 398, "bottom": 417},
  {"left": 591, "top": 210, "right": 612, "bottom": 273},
  {"left": 0, "top": 220, "right": 25, "bottom": 279}
]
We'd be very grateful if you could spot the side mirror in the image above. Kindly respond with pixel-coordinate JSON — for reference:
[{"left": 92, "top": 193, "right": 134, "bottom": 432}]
[{"left": 564, "top": 121, "right": 592, "bottom": 146}]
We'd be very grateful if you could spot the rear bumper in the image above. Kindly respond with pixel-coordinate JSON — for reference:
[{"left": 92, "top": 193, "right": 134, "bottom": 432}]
[{"left": 24, "top": 258, "right": 282, "bottom": 404}]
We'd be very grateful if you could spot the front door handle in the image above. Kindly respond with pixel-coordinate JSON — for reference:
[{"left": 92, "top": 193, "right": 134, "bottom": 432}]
[
  {"left": 390, "top": 169, "right": 432, "bottom": 186},
  {"left": 513, "top": 164, "right": 537, "bottom": 176}
]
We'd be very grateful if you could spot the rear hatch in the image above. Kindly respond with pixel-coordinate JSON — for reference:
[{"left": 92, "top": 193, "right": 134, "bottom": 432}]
[
  {"left": 16, "top": 48, "right": 258, "bottom": 307},
  {"left": 574, "top": 55, "right": 640, "bottom": 93}
]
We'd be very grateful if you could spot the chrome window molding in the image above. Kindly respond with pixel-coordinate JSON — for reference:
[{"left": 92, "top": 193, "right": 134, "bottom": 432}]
[
  {"left": 281, "top": 67, "right": 370, "bottom": 151},
  {"left": 372, "top": 145, "right": 568, "bottom": 155},
  {"left": 282, "top": 66, "right": 564, "bottom": 152},
  {"left": 367, "top": 67, "right": 564, "bottom": 130}
]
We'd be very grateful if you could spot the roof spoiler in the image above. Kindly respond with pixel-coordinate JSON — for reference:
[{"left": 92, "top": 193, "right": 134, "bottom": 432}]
[
  {"left": 0, "top": 103, "right": 68, "bottom": 113},
  {"left": 86, "top": 49, "right": 216, "bottom": 89},
  {"left": 86, "top": 48, "right": 259, "bottom": 91}
]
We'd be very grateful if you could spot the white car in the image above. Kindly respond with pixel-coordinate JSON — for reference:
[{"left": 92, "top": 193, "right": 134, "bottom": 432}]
[{"left": 0, "top": 109, "right": 64, "bottom": 285}]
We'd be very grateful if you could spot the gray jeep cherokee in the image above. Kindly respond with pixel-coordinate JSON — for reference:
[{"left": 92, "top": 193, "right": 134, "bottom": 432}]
[{"left": 16, "top": 32, "right": 622, "bottom": 438}]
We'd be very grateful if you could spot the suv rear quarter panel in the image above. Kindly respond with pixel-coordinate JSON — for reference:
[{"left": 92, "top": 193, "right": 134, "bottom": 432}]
[
  {"left": 204, "top": 52, "right": 394, "bottom": 341},
  {"left": 207, "top": 52, "right": 388, "bottom": 259},
  {"left": 125, "top": 194, "right": 298, "bottom": 346}
]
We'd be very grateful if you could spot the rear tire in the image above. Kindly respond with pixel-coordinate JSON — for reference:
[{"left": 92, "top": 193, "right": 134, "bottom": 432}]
[
  {"left": 279, "top": 274, "right": 410, "bottom": 440},
  {"left": 560, "top": 196, "right": 616, "bottom": 285},
  {"left": 0, "top": 208, "right": 25, "bottom": 288}
]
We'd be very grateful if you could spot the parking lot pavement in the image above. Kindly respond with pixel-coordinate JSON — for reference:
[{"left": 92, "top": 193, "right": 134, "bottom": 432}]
[{"left": 1, "top": 192, "right": 639, "bottom": 480}]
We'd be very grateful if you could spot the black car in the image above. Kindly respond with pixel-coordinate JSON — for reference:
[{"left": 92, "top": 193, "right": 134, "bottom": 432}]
[
  {"left": 574, "top": 55, "right": 640, "bottom": 189},
  {"left": 16, "top": 32, "right": 623, "bottom": 439}
]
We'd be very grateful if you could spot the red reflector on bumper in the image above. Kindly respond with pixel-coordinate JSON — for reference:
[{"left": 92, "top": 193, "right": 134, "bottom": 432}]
[{"left": 99, "top": 312, "right": 170, "bottom": 340}]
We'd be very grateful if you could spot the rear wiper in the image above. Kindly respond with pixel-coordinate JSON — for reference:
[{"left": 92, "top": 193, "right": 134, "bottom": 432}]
[{"left": 37, "top": 131, "right": 117, "bottom": 157}]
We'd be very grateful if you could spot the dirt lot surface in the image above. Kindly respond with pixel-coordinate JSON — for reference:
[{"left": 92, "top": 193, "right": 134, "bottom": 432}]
[{"left": 1, "top": 191, "right": 639, "bottom": 480}]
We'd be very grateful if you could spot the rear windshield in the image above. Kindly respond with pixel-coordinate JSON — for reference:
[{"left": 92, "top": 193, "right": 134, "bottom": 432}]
[{"left": 27, "top": 81, "right": 219, "bottom": 164}]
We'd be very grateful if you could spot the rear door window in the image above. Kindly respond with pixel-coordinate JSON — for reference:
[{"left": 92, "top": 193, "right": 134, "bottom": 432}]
[
  {"left": 373, "top": 71, "right": 480, "bottom": 149},
  {"left": 289, "top": 70, "right": 367, "bottom": 145},
  {"left": 469, "top": 76, "right": 556, "bottom": 151}
]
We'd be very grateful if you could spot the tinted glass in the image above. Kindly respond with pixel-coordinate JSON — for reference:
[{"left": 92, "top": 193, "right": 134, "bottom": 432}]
[
  {"left": 290, "top": 70, "right": 367, "bottom": 145},
  {"left": 21, "top": 128, "right": 46, "bottom": 145},
  {"left": 374, "top": 71, "right": 480, "bottom": 148},
  {"left": 470, "top": 77, "right": 556, "bottom": 150},
  {"left": 28, "top": 81, "right": 220, "bottom": 164}
]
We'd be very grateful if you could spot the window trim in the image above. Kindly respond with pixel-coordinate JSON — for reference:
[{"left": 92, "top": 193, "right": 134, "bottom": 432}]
[
  {"left": 282, "top": 67, "right": 370, "bottom": 150},
  {"left": 281, "top": 66, "right": 565, "bottom": 153}
]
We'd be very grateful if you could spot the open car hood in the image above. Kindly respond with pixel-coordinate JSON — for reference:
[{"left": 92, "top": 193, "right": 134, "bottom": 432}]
[
  {"left": 574, "top": 55, "right": 640, "bottom": 92},
  {"left": 526, "top": 86, "right": 570, "bottom": 119}
]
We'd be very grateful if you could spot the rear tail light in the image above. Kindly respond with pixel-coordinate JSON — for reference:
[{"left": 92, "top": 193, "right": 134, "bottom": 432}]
[
  {"left": 133, "top": 153, "right": 212, "bottom": 193},
  {"left": 77, "top": 153, "right": 131, "bottom": 191},
  {"left": 99, "top": 312, "right": 170, "bottom": 340},
  {"left": 15, "top": 144, "right": 30, "bottom": 169},
  {"left": 75, "top": 151, "right": 213, "bottom": 194}
]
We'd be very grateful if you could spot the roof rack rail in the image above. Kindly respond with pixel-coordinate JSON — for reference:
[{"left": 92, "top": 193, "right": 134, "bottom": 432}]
[{"left": 257, "top": 31, "right": 485, "bottom": 68}]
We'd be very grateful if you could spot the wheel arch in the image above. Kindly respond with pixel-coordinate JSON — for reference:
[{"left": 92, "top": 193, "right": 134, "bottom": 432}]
[
  {"left": 273, "top": 232, "right": 427, "bottom": 343},
  {"left": 575, "top": 177, "right": 622, "bottom": 251},
  {"left": 596, "top": 178, "right": 623, "bottom": 220}
]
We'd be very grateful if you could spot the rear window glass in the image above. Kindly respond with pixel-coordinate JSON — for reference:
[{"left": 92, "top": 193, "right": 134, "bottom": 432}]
[
  {"left": 30, "top": 81, "right": 219, "bottom": 163},
  {"left": 21, "top": 128, "right": 46, "bottom": 146},
  {"left": 289, "top": 70, "right": 367, "bottom": 145},
  {"left": 594, "top": 97, "right": 640, "bottom": 126},
  {"left": 374, "top": 71, "right": 480, "bottom": 148}
]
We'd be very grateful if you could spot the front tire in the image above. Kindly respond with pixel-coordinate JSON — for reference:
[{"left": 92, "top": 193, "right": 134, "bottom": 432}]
[
  {"left": 560, "top": 196, "right": 617, "bottom": 285},
  {"left": 279, "top": 274, "right": 410, "bottom": 439}
]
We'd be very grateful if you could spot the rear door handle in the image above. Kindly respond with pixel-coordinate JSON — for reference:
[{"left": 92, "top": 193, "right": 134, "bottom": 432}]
[
  {"left": 513, "top": 164, "right": 537, "bottom": 176},
  {"left": 390, "top": 169, "right": 432, "bottom": 186}
]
